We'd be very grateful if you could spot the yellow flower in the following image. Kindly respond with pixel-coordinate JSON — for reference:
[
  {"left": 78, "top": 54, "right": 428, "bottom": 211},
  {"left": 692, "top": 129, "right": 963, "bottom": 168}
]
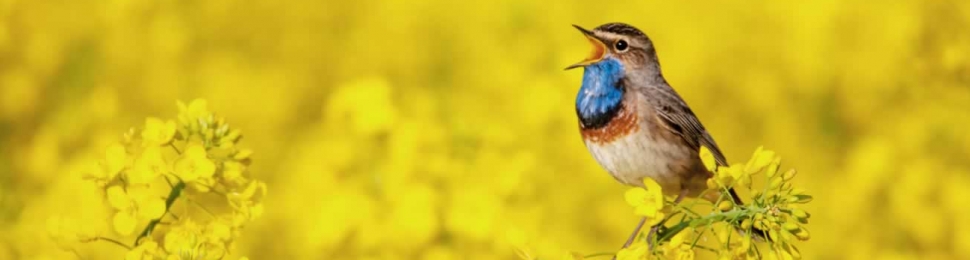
[
  {"left": 141, "top": 117, "right": 177, "bottom": 147},
  {"left": 667, "top": 228, "right": 690, "bottom": 249},
  {"left": 713, "top": 164, "right": 744, "bottom": 188},
  {"left": 105, "top": 143, "right": 128, "bottom": 178},
  {"left": 743, "top": 146, "right": 776, "bottom": 175},
  {"left": 615, "top": 243, "right": 648, "bottom": 260},
  {"left": 178, "top": 99, "right": 210, "bottom": 119},
  {"left": 699, "top": 146, "right": 718, "bottom": 172},
  {"left": 671, "top": 247, "right": 695, "bottom": 260},
  {"left": 228, "top": 181, "right": 266, "bottom": 220},
  {"left": 162, "top": 221, "right": 198, "bottom": 249},
  {"left": 107, "top": 186, "right": 166, "bottom": 235},
  {"left": 664, "top": 228, "right": 695, "bottom": 260},
  {"left": 127, "top": 146, "right": 166, "bottom": 185},
  {"left": 177, "top": 99, "right": 211, "bottom": 132},
  {"left": 205, "top": 221, "right": 232, "bottom": 243},
  {"left": 164, "top": 220, "right": 225, "bottom": 260},
  {"left": 125, "top": 240, "right": 160, "bottom": 260},
  {"left": 221, "top": 161, "right": 244, "bottom": 183},
  {"left": 87, "top": 143, "right": 130, "bottom": 182},
  {"left": 625, "top": 178, "right": 666, "bottom": 226},
  {"left": 173, "top": 143, "right": 215, "bottom": 183},
  {"left": 233, "top": 149, "right": 252, "bottom": 161}
]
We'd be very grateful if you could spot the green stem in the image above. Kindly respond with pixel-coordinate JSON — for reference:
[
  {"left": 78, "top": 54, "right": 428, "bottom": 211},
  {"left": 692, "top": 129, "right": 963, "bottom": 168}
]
[
  {"left": 169, "top": 142, "right": 182, "bottom": 154},
  {"left": 188, "top": 197, "right": 217, "bottom": 218},
  {"left": 90, "top": 236, "right": 133, "bottom": 250},
  {"left": 667, "top": 201, "right": 701, "bottom": 218},
  {"left": 583, "top": 252, "right": 616, "bottom": 258},
  {"left": 692, "top": 244, "right": 719, "bottom": 254},
  {"left": 135, "top": 181, "right": 185, "bottom": 245},
  {"left": 654, "top": 206, "right": 767, "bottom": 244},
  {"left": 689, "top": 226, "right": 707, "bottom": 249}
]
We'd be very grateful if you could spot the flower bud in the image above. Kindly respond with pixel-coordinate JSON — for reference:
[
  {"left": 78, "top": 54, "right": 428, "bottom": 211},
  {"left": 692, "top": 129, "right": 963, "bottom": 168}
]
[
  {"left": 787, "top": 194, "right": 813, "bottom": 204},
  {"left": 718, "top": 200, "right": 734, "bottom": 212},
  {"left": 782, "top": 169, "right": 797, "bottom": 181},
  {"left": 740, "top": 219, "right": 752, "bottom": 230},
  {"left": 795, "top": 228, "right": 811, "bottom": 240},
  {"left": 769, "top": 177, "right": 783, "bottom": 189},
  {"left": 768, "top": 229, "right": 780, "bottom": 242},
  {"left": 783, "top": 222, "right": 800, "bottom": 232}
]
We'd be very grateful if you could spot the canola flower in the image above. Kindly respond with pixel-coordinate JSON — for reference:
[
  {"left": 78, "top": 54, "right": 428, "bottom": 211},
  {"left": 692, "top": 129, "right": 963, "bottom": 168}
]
[
  {"left": 526, "top": 146, "right": 812, "bottom": 260},
  {"left": 47, "top": 99, "right": 264, "bottom": 260},
  {"left": 624, "top": 178, "right": 666, "bottom": 227}
]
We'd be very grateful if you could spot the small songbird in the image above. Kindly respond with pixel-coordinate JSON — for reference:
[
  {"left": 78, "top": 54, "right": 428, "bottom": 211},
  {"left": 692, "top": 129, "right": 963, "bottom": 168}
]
[{"left": 566, "top": 23, "right": 762, "bottom": 248}]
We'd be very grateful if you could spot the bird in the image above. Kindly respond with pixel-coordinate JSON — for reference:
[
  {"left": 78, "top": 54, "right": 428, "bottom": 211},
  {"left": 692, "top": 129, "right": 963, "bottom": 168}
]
[{"left": 565, "top": 23, "right": 765, "bottom": 249}]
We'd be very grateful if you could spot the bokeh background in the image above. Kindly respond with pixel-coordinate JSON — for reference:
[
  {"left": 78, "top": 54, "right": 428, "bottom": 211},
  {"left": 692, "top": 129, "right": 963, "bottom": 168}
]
[{"left": 1, "top": 0, "right": 969, "bottom": 259}]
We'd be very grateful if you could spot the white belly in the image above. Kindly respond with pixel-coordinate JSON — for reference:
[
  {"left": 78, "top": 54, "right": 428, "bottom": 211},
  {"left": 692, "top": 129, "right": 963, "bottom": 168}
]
[{"left": 584, "top": 131, "right": 688, "bottom": 194}]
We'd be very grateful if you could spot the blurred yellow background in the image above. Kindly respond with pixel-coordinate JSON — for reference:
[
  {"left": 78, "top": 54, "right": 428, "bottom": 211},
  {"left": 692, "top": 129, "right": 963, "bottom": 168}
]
[{"left": 1, "top": 0, "right": 969, "bottom": 259}]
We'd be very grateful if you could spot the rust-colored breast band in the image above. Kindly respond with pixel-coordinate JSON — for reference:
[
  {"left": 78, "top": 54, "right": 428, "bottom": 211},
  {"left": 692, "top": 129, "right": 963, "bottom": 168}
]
[{"left": 581, "top": 104, "right": 639, "bottom": 144}]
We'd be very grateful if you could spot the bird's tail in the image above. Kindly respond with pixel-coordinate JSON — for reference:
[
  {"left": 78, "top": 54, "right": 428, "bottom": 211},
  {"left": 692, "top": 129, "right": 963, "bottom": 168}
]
[{"left": 727, "top": 188, "right": 770, "bottom": 241}]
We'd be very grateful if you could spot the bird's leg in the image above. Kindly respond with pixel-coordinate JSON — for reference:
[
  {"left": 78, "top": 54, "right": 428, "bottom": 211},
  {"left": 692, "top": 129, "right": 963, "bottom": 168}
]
[
  {"left": 621, "top": 217, "right": 647, "bottom": 249},
  {"left": 612, "top": 217, "right": 648, "bottom": 260},
  {"left": 645, "top": 188, "right": 689, "bottom": 250},
  {"left": 613, "top": 189, "right": 690, "bottom": 259}
]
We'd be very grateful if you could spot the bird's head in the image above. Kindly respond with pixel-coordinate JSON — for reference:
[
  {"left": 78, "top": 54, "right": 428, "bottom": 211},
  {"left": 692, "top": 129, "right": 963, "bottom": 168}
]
[
  {"left": 569, "top": 23, "right": 662, "bottom": 127},
  {"left": 566, "top": 23, "right": 659, "bottom": 73}
]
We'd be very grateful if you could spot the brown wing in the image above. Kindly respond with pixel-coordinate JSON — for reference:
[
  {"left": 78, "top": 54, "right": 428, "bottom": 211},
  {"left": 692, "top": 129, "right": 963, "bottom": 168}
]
[
  {"left": 653, "top": 101, "right": 729, "bottom": 166},
  {"left": 649, "top": 89, "right": 769, "bottom": 239}
]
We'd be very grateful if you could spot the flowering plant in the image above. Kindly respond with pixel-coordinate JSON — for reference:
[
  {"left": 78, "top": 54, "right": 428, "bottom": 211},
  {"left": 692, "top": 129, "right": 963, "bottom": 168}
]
[
  {"left": 48, "top": 99, "right": 265, "bottom": 260},
  {"left": 520, "top": 146, "right": 812, "bottom": 260}
]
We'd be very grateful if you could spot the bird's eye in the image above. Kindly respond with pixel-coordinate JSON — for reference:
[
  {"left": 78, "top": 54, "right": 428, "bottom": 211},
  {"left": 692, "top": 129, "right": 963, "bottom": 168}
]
[{"left": 615, "top": 40, "right": 628, "bottom": 52}]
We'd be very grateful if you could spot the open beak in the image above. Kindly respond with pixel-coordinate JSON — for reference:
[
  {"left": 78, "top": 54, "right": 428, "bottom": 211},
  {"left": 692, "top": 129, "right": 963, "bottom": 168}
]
[{"left": 565, "top": 25, "right": 608, "bottom": 70}]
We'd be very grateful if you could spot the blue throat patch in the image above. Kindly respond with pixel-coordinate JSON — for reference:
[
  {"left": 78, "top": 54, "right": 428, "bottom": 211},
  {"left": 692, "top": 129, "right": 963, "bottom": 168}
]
[{"left": 576, "top": 57, "right": 625, "bottom": 129}]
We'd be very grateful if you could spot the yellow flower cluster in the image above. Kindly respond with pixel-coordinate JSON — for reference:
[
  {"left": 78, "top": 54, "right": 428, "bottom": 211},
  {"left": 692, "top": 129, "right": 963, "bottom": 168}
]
[
  {"left": 701, "top": 147, "right": 812, "bottom": 260},
  {"left": 48, "top": 99, "right": 263, "bottom": 260},
  {"left": 548, "top": 147, "right": 813, "bottom": 260}
]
